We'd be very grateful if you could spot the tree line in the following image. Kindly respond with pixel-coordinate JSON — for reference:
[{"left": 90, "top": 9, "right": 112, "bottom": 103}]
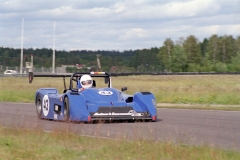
[{"left": 0, "top": 34, "right": 240, "bottom": 73}]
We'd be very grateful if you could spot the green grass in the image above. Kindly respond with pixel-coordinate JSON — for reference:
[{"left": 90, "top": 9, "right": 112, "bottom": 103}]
[
  {"left": 1, "top": 75, "right": 240, "bottom": 107},
  {"left": 1, "top": 75, "right": 240, "bottom": 159},
  {"left": 1, "top": 127, "right": 240, "bottom": 160},
  {"left": 118, "top": 75, "right": 240, "bottom": 105}
]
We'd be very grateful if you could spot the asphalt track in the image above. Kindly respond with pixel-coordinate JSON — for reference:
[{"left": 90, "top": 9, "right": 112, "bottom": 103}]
[{"left": 0, "top": 102, "right": 240, "bottom": 150}]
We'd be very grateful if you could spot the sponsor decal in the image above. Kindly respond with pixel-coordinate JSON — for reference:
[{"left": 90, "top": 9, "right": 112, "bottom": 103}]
[
  {"left": 54, "top": 105, "right": 58, "bottom": 111},
  {"left": 93, "top": 113, "right": 110, "bottom": 116},
  {"left": 42, "top": 95, "right": 50, "bottom": 116},
  {"left": 93, "top": 110, "right": 144, "bottom": 116},
  {"left": 98, "top": 91, "right": 113, "bottom": 96}
]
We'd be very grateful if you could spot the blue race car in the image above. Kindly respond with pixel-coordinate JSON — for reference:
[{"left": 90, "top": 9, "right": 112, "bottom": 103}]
[{"left": 29, "top": 72, "right": 157, "bottom": 122}]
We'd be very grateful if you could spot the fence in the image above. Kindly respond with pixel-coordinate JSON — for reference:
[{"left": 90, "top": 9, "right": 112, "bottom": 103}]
[
  {"left": 0, "top": 66, "right": 67, "bottom": 74},
  {"left": 1, "top": 65, "right": 240, "bottom": 76}
]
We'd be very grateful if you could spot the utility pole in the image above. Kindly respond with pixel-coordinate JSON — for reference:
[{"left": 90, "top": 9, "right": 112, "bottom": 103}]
[
  {"left": 20, "top": 18, "right": 24, "bottom": 74},
  {"left": 96, "top": 54, "right": 102, "bottom": 71},
  {"left": 52, "top": 21, "right": 56, "bottom": 73}
]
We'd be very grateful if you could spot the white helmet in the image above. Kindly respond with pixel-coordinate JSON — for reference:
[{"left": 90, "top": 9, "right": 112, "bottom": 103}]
[{"left": 80, "top": 74, "right": 93, "bottom": 89}]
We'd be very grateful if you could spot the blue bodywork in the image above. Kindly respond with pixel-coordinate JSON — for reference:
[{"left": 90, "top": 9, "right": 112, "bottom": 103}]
[{"left": 32, "top": 72, "right": 157, "bottom": 122}]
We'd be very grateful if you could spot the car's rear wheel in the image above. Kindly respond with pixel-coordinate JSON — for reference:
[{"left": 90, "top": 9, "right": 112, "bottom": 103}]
[
  {"left": 63, "top": 96, "right": 70, "bottom": 122},
  {"left": 36, "top": 94, "right": 42, "bottom": 119}
]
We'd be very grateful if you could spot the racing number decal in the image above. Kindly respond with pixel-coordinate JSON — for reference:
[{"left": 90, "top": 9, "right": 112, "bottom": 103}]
[
  {"left": 42, "top": 95, "right": 50, "bottom": 116},
  {"left": 98, "top": 91, "right": 113, "bottom": 95}
]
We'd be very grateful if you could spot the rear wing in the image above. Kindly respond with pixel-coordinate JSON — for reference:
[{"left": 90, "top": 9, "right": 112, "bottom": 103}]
[
  {"left": 29, "top": 72, "right": 72, "bottom": 83},
  {"left": 29, "top": 72, "right": 112, "bottom": 90}
]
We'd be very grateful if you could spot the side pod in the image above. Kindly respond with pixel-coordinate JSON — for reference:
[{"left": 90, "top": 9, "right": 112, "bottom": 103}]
[{"left": 133, "top": 92, "right": 157, "bottom": 121}]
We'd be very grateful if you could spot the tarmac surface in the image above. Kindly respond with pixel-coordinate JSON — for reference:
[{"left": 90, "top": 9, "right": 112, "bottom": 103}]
[{"left": 0, "top": 102, "right": 240, "bottom": 150}]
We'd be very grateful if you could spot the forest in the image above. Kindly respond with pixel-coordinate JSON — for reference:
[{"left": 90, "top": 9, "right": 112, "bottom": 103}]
[{"left": 1, "top": 34, "right": 240, "bottom": 73}]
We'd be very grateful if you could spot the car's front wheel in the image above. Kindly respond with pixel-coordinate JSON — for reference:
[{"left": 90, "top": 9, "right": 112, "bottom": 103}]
[
  {"left": 36, "top": 94, "right": 42, "bottom": 119},
  {"left": 63, "top": 96, "right": 70, "bottom": 122}
]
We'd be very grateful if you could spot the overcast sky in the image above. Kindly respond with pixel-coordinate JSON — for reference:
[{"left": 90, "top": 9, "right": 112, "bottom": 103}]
[{"left": 1, "top": 0, "right": 240, "bottom": 51}]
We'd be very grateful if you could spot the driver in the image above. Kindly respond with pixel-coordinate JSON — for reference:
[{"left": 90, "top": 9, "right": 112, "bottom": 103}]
[{"left": 80, "top": 74, "right": 93, "bottom": 89}]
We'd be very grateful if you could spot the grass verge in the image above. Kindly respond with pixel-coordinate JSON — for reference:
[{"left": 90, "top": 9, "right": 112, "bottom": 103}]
[
  {"left": 157, "top": 103, "right": 240, "bottom": 111},
  {"left": 1, "top": 127, "right": 240, "bottom": 160},
  {"left": 1, "top": 75, "right": 240, "bottom": 159},
  {"left": 1, "top": 75, "right": 240, "bottom": 110}
]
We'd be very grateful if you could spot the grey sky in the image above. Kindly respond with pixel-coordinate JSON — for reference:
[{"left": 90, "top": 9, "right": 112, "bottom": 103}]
[{"left": 1, "top": 0, "right": 240, "bottom": 51}]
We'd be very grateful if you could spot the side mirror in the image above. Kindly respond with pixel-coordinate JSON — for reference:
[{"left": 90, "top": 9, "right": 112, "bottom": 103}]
[
  {"left": 29, "top": 72, "right": 34, "bottom": 83},
  {"left": 121, "top": 87, "right": 127, "bottom": 92},
  {"left": 104, "top": 77, "right": 109, "bottom": 84}
]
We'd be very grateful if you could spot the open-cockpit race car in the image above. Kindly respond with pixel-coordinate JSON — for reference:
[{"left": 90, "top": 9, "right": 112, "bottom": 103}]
[{"left": 29, "top": 72, "right": 157, "bottom": 123}]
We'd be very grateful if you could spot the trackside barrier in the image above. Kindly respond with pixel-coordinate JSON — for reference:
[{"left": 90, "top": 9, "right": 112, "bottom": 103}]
[
  {"left": 1, "top": 72, "right": 240, "bottom": 77},
  {"left": 0, "top": 74, "right": 28, "bottom": 77},
  {"left": 109, "top": 72, "right": 240, "bottom": 76}
]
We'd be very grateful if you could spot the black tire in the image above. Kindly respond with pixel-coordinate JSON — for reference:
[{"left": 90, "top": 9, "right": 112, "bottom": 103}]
[
  {"left": 36, "top": 94, "right": 42, "bottom": 119},
  {"left": 63, "top": 96, "right": 70, "bottom": 122}
]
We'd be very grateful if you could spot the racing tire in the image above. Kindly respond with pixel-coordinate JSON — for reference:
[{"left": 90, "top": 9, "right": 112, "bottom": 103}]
[
  {"left": 63, "top": 96, "right": 70, "bottom": 122},
  {"left": 36, "top": 94, "right": 42, "bottom": 119}
]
